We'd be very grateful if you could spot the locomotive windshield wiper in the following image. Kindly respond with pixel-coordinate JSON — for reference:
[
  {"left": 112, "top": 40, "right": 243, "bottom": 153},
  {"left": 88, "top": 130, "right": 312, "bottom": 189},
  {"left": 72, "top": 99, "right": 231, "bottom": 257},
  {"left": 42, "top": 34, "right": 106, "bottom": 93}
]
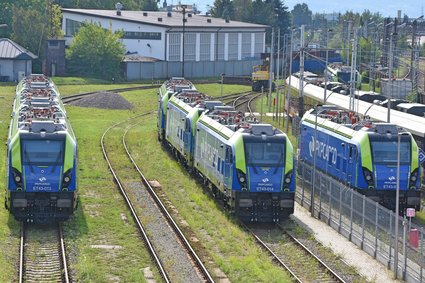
[
  {"left": 51, "top": 151, "right": 63, "bottom": 173},
  {"left": 273, "top": 154, "right": 283, "bottom": 174},
  {"left": 23, "top": 150, "right": 34, "bottom": 173}
]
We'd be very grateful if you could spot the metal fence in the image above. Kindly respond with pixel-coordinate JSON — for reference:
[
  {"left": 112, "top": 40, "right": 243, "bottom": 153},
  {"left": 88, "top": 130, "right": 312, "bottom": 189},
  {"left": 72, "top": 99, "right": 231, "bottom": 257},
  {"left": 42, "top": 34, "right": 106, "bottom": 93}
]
[
  {"left": 296, "top": 160, "right": 425, "bottom": 283},
  {"left": 124, "top": 59, "right": 262, "bottom": 80}
]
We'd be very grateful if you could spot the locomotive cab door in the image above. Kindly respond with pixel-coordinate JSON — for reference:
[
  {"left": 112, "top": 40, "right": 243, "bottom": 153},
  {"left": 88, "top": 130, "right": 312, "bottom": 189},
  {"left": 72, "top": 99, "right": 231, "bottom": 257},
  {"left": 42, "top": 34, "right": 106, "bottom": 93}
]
[
  {"left": 183, "top": 118, "right": 191, "bottom": 153},
  {"left": 346, "top": 144, "right": 357, "bottom": 187},
  {"left": 224, "top": 146, "right": 233, "bottom": 185}
]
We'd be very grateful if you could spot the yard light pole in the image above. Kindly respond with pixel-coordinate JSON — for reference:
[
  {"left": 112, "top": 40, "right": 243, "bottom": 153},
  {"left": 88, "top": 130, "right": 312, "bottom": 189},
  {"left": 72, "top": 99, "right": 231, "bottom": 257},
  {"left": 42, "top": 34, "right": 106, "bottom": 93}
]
[
  {"left": 324, "top": 28, "right": 333, "bottom": 103},
  {"left": 181, "top": 5, "right": 187, "bottom": 77},
  {"left": 221, "top": 73, "right": 225, "bottom": 98},
  {"left": 311, "top": 105, "right": 336, "bottom": 217},
  {"left": 394, "top": 131, "right": 410, "bottom": 278}
]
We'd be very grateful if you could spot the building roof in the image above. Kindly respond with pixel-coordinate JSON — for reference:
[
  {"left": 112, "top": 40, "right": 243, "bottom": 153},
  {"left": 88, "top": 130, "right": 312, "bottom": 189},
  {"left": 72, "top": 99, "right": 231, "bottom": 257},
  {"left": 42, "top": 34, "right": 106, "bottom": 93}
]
[
  {"left": 123, "top": 54, "right": 161, "bottom": 62},
  {"left": 0, "top": 38, "right": 37, "bottom": 60},
  {"left": 61, "top": 9, "right": 268, "bottom": 30}
]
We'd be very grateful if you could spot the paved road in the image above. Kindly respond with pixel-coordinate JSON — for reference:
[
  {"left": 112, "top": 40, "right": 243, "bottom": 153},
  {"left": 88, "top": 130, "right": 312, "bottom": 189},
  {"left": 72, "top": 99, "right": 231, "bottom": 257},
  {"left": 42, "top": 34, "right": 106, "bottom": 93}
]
[{"left": 292, "top": 203, "right": 400, "bottom": 283}]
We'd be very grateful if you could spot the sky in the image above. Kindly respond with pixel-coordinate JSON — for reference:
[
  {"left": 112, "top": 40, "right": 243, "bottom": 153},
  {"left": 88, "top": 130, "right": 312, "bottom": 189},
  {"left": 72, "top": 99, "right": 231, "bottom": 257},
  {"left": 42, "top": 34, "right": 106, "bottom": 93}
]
[{"left": 188, "top": 0, "right": 425, "bottom": 18}]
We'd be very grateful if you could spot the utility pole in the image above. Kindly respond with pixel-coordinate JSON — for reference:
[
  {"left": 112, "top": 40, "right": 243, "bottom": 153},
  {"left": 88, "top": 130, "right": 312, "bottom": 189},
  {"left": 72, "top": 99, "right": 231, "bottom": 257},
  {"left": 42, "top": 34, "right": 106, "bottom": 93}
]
[
  {"left": 324, "top": 28, "right": 332, "bottom": 103},
  {"left": 286, "top": 29, "right": 294, "bottom": 133},
  {"left": 349, "top": 28, "right": 358, "bottom": 112},
  {"left": 268, "top": 27, "right": 275, "bottom": 113},
  {"left": 181, "top": 5, "right": 187, "bottom": 77},
  {"left": 298, "top": 25, "right": 305, "bottom": 117},
  {"left": 275, "top": 28, "right": 281, "bottom": 121},
  {"left": 387, "top": 31, "right": 395, "bottom": 123},
  {"left": 347, "top": 20, "right": 352, "bottom": 65},
  {"left": 281, "top": 33, "right": 288, "bottom": 126}
]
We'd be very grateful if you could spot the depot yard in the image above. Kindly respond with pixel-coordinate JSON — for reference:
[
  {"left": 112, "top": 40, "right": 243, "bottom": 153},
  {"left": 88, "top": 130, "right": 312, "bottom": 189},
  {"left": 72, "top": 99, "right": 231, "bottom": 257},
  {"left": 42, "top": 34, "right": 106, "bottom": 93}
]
[{"left": 0, "top": 80, "right": 300, "bottom": 282}]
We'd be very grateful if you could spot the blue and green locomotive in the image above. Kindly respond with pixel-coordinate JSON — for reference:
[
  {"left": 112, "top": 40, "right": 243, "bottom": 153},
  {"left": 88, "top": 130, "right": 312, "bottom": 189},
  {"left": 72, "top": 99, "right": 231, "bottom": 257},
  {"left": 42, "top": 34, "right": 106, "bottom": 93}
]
[
  {"left": 159, "top": 79, "right": 296, "bottom": 221},
  {"left": 299, "top": 108, "right": 421, "bottom": 211},
  {"left": 5, "top": 74, "right": 78, "bottom": 222}
]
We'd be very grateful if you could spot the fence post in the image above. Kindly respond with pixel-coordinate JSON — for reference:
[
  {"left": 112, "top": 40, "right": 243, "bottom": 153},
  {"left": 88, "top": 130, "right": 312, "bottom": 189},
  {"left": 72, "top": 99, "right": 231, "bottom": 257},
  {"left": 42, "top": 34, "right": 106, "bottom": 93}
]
[
  {"left": 301, "top": 162, "right": 305, "bottom": 206},
  {"left": 339, "top": 188, "right": 342, "bottom": 233},
  {"left": 328, "top": 181, "right": 332, "bottom": 225},
  {"left": 388, "top": 214, "right": 393, "bottom": 269},
  {"left": 421, "top": 227, "right": 424, "bottom": 283},
  {"left": 403, "top": 216, "right": 407, "bottom": 280},
  {"left": 374, "top": 201, "right": 379, "bottom": 259},
  {"left": 361, "top": 195, "right": 365, "bottom": 250},
  {"left": 349, "top": 191, "right": 353, "bottom": 241}
]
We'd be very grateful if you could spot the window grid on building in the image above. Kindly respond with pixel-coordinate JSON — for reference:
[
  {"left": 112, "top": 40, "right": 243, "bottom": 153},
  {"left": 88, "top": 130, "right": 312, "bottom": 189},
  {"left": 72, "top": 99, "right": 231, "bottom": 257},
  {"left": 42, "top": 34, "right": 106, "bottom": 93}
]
[
  {"left": 168, "top": 33, "right": 181, "bottom": 61},
  {"left": 254, "top": 33, "right": 263, "bottom": 58},
  {"left": 184, "top": 33, "right": 196, "bottom": 61},
  {"left": 65, "top": 19, "right": 82, "bottom": 36},
  {"left": 199, "top": 34, "right": 211, "bottom": 61},
  {"left": 228, "top": 33, "right": 238, "bottom": 60},
  {"left": 241, "top": 33, "right": 251, "bottom": 59},
  {"left": 124, "top": 31, "right": 161, "bottom": 40},
  {"left": 216, "top": 33, "right": 225, "bottom": 61}
]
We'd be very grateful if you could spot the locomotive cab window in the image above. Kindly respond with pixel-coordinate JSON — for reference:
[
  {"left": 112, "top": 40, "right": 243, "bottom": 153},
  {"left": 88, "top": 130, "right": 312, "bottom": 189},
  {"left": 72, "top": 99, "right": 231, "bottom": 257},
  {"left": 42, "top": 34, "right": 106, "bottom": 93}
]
[
  {"left": 370, "top": 139, "right": 411, "bottom": 164},
  {"left": 21, "top": 139, "right": 65, "bottom": 166},
  {"left": 245, "top": 141, "right": 285, "bottom": 166}
]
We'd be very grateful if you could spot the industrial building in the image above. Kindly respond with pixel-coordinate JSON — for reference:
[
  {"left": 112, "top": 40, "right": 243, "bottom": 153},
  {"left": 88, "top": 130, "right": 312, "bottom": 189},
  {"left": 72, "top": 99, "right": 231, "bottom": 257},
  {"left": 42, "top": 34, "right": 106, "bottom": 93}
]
[{"left": 61, "top": 6, "right": 268, "bottom": 80}]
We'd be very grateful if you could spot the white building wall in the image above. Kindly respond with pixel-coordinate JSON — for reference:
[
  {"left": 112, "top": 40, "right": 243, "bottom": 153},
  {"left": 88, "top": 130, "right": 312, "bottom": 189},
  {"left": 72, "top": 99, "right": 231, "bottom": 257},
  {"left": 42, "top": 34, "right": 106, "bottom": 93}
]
[
  {"left": 210, "top": 33, "right": 215, "bottom": 61},
  {"left": 62, "top": 13, "right": 167, "bottom": 60},
  {"left": 224, "top": 33, "right": 228, "bottom": 61},
  {"left": 62, "top": 11, "right": 267, "bottom": 63},
  {"left": 238, "top": 33, "right": 242, "bottom": 60}
]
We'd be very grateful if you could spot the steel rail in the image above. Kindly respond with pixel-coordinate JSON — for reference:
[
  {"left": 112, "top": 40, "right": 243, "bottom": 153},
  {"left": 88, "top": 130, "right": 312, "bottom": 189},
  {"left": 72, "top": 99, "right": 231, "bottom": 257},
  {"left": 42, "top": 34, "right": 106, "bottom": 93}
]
[
  {"left": 123, "top": 120, "right": 215, "bottom": 283},
  {"left": 100, "top": 112, "right": 171, "bottom": 283}
]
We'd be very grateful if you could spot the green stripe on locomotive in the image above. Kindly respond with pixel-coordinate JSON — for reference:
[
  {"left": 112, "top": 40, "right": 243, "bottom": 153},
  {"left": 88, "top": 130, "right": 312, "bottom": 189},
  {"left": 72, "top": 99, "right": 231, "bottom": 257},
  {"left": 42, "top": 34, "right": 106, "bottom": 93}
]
[{"left": 232, "top": 134, "right": 245, "bottom": 173}]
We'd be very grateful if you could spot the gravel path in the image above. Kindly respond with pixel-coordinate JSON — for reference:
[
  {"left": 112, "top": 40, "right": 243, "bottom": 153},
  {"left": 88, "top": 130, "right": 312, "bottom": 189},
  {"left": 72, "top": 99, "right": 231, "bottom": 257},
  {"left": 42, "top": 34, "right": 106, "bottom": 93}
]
[
  {"left": 292, "top": 203, "right": 400, "bottom": 283},
  {"left": 68, "top": 91, "right": 133, "bottom": 109}
]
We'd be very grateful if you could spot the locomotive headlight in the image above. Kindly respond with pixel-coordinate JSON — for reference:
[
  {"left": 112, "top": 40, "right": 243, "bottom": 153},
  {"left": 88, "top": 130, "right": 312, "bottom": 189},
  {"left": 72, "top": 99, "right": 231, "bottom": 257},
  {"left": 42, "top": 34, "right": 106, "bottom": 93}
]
[
  {"left": 284, "top": 170, "right": 293, "bottom": 185},
  {"left": 411, "top": 175, "right": 417, "bottom": 182},
  {"left": 14, "top": 176, "right": 21, "bottom": 182},
  {"left": 62, "top": 169, "right": 73, "bottom": 188},
  {"left": 366, "top": 175, "right": 372, "bottom": 181},
  {"left": 239, "top": 176, "right": 245, "bottom": 183}
]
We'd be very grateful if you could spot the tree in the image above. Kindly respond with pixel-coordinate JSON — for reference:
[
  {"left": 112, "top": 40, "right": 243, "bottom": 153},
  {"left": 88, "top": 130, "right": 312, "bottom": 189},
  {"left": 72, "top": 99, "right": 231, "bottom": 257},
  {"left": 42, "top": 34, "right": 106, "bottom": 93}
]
[
  {"left": 210, "top": 0, "right": 235, "bottom": 20},
  {"left": 291, "top": 3, "right": 312, "bottom": 26},
  {"left": 66, "top": 22, "right": 125, "bottom": 79}
]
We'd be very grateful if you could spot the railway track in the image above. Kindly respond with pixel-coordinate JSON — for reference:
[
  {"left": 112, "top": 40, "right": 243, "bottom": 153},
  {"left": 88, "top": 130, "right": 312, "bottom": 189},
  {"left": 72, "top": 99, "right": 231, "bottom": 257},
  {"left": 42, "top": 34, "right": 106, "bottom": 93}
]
[
  {"left": 101, "top": 113, "right": 214, "bottom": 283},
  {"left": 244, "top": 222, "right": 347, "bottom": 283},
  {"left": 19, "top": 222, "right": 70, "bottom": 283},
  {"left": 62, "top": 85, "right": 159, "bottom": 103}
]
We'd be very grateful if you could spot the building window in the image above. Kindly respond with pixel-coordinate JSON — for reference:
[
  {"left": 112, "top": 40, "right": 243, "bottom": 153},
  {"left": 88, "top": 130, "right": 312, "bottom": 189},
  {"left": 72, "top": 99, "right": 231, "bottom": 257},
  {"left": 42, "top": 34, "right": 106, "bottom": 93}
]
[
  {"left": 48, "top": 41, "right": 60, "bottom": 49},
  {"left": 65, "top": 19, "right": 82, "bottom": 36},
  {"left": 169, "top": 33, "right": 181, "bottom": 61},
  {"left": 228, "top": 33, "right": 238, "bottom": 60},
  {"left": 241, "top": 33, "right": 251, "bottom": 59},
  {"left": 216, "top": 33, "right": 225, "bottom": 61},
  {"left": 123, "top": 31, "right": 161, "bottom": 40},
  {"left": 254, "top": 33, "right": 263, "bottom": 58},
  {"left": 200, "top": 33, "right": 211, "bottom": 61},
  {"left": 184, "top": 33, "right": 196, "bottom": 61}
]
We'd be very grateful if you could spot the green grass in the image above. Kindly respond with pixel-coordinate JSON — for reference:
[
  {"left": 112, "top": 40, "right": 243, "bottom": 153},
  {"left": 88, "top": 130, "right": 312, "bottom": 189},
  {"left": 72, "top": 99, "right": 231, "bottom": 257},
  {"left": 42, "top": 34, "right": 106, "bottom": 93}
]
[
  {"left": 0, "top": 82, "right": 293, "bottom": 282},
  {"left": 0, "top": 85, "right": 20, "bottom": 282},
  {"left": 125, "top": 115, "right": 293, "bottom": 282}
]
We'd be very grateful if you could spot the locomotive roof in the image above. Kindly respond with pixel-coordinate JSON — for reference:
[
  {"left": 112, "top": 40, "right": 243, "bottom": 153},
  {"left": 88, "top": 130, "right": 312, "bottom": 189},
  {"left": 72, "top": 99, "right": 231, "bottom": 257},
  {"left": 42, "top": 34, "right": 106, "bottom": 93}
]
[
  {"left": 9, "top": 75, "right": 74, "bottom": 139},
  {"left": 302, "top": 108, "right": 404, "bottom": 139}
]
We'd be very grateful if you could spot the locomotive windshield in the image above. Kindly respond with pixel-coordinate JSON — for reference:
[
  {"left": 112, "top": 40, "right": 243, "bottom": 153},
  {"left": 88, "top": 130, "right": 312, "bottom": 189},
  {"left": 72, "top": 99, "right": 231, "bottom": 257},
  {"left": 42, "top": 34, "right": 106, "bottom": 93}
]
[
  {"left": 245, "top": 141, "right": 285, "bottom": 167},
  {"left": 370, "top": 140, "right": 411, "bottom": 164},
  {"left": 21, "top": 139, "right": 65, "bottom": 166}
]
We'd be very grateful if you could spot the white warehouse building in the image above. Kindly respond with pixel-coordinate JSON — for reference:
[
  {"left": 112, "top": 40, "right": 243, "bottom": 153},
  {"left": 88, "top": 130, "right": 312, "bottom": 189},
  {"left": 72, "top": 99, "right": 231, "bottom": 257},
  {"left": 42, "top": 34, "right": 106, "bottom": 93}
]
[{"left": 61, "top": 8, "right": 268, "bottom": 80}]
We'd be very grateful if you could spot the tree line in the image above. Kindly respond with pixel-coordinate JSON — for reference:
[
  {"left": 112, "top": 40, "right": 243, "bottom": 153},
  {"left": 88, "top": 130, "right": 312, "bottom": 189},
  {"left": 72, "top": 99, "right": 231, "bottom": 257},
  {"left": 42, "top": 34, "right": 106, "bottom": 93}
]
[{"left": 0, "top": 0, "right": 422, "bottom": 79}]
